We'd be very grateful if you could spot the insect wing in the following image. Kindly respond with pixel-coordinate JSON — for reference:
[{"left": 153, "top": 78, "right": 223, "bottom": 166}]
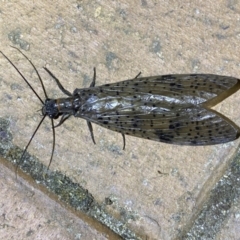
[
  {"left": 92, "top": 106, "right": 240, "bottom": 145},
  {"left": 96, "top": 74, "right": 239, "bottom": 105},
  {"left": 74, "top": 74, "right": 240, "bottom": 145}
]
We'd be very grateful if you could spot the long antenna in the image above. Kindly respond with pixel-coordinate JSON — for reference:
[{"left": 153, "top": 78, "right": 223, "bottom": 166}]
[
  {"left": 15, "top": 115, "right": 47, "bottom": 175},
  {"left": 0, "top": 49, "right": 45, "bottom": 104},
  {"left": 0, "top": 47, "right": 56, "bottom": 175},
  {"left": 11, "top": 46, "right": 49, "bottom": 100},
  {"left": 48, "top": 119, "right": 56, "bottom": 169}
]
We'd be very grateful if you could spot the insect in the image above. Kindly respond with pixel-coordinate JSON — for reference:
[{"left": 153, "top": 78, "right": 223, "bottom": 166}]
[{"left": 1, "top": 47, "right": 240, "bottom": 170}]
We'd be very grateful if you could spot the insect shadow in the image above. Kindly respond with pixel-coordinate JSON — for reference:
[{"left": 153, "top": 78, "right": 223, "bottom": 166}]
[{"left": 1, "top": 47, "right": 240, "bottom": 174}]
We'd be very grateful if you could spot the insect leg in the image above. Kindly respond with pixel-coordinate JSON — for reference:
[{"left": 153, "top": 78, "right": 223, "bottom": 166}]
[
  {"left": 43, "top": 67, "right": 72, "bottom": 96},
  {"left": 86, "top": 68, "right": 136, "bottom": 149},
  {"left": 87, "top": 121, "right": 96, "bottom": 144},
  {"left": 85, "top": 68, "right": 97, "bottom": 145},
  {"left": 122, "top": 133, "right": 126, "bottom": 150},
  {"left": 135, "top": 72, "right": 141, "bottom": 78},
  {"left": 89, "top": 67, "right": 96, "bottom": 87},
  {"left": 54, "top": 114, "right": 71, "bottom": 128},
  {"left": 118, "top": 71, "right": 141, "bottom": 150}
]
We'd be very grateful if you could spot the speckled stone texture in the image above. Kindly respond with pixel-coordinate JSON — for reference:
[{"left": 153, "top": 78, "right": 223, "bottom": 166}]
[{"left": 1, "top": 1, "right": 240, "bottom": 239}]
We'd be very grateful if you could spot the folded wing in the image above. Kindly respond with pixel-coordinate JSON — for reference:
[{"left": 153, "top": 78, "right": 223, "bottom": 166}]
[{"left": 75, "top": 74, "right": 240, "bottom": 145}]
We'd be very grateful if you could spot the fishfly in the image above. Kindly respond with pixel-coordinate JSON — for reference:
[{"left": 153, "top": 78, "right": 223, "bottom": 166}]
[{"left": 1, "top": 47, "right": 240, "bottom": 169}]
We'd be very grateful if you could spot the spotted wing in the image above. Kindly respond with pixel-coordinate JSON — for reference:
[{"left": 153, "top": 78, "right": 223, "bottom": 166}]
[{"left": 74, "top": 74, "right": 240, "bottom": 145}]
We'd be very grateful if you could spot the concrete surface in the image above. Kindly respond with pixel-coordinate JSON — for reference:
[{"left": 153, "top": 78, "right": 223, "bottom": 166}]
[
  {"left": 1, "top": 1, "right": 240, "bottom": 239},
  {"left": 0, "top": 159, "right": 114, "bottom": 240}
]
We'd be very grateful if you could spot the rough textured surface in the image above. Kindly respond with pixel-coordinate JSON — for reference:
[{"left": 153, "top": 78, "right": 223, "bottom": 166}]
[
  {"left": 0, "top": 118, "right": 134, "bottom": 239},
  {"left": 180, "top": 150, "right": 240, "bottom": 239},
  {"left": 0, "top": 160, "right": 110, "bottom": 240},
  {"left": 1, "top": 1, "right": 240, "bottom": 239}
]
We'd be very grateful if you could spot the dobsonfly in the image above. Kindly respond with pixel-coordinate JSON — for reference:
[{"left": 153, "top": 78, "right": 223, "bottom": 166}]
[{"left": 1, "top": 47, "right": 240, "bottom": 171}]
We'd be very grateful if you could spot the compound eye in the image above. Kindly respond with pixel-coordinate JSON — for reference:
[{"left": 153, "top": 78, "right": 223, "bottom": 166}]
[{"left": 42, "top": 106, "right": 46, "bottom": 115}]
